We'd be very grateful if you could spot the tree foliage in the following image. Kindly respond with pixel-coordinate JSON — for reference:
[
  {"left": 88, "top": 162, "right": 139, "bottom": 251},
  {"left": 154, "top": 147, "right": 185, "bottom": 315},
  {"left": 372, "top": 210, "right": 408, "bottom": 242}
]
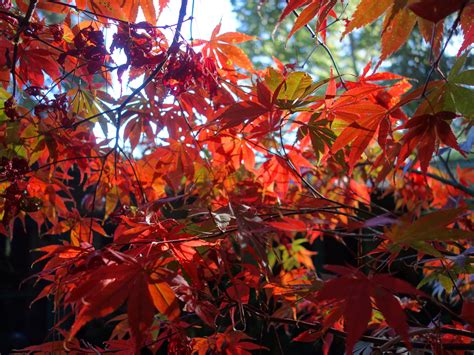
[{"left": 0, "top": 0, "right": 474, "bottom": 353}]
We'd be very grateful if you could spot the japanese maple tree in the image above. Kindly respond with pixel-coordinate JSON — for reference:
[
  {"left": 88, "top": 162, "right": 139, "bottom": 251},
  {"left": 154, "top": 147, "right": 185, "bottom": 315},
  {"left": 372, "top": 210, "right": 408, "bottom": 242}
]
[{"left": 1, "top": 0, "right": 474, "bottom": 353}]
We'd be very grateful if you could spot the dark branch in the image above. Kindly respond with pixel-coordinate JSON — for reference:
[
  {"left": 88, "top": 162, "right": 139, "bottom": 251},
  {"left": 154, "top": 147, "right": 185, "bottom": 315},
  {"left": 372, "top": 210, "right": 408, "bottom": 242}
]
[{"left": 11, "top": 0, "right": 38, "bottom": 97}]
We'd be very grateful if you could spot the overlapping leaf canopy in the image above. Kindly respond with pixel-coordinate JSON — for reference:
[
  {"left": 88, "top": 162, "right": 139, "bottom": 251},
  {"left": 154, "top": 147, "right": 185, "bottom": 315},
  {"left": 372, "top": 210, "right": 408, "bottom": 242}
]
[{"left": 0, "top": 0, "right": 473, "bottom": 353}]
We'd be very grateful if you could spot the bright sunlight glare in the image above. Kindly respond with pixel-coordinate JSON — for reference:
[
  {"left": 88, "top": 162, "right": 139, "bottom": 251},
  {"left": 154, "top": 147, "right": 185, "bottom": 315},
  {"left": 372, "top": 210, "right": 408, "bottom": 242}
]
[{"left": 93, "top": 0, "right": 238, "bottom": 145}]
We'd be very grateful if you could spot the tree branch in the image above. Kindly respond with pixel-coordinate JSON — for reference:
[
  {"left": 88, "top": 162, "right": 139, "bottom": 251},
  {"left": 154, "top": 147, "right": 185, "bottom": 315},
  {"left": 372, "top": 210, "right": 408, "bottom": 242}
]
[
  {"left": 246, "top": 306, "right": 474, "bottom": 351},
  {"left": 420, "top": 1, "right": 468, "bottom": 98},
  {"left": 285, "top": 0, "right": 347, "bottom": 90},
  {"left": 408, "top": 169, "right": 474, "bottom": 197},
  {"left": 112, "top": 0, "right": 188, "bottom": 153},
  {"left": 11, "top": 0, "right": 38, "bottom": 97}
]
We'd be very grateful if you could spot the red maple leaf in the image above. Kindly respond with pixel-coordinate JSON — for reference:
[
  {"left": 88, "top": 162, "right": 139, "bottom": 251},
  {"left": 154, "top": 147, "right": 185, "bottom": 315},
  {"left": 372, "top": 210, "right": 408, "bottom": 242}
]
[
  {"left": 398, "top": 111, "right": 466, "bottom": 173},
  {"left": 315, "top": 265, "right": 424, "bottom": 352}
]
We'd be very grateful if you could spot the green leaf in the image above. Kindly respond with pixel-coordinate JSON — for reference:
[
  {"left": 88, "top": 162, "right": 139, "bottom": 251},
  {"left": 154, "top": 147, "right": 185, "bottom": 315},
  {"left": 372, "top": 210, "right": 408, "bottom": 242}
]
[
  {"left": 277, "top": 72, "right": 313, "bottom": 101},
  {"left": 264, "top": 67, "right": 284, "bottom": 92},
  {"left": 444, "top": 83, "right": 474, "bottom": 117},
  {"left": 417, "top": 274, "right": 436, "bottom": 289},
  {"left": 451, "top": 70, "right": 474, "bottom": 86},
  {"left": 448, "top": 54, "right": 468, "bottom": 80},
  {"left": 386, "top": 208, "right": 474, "bottom": 245},
  {"left": 298, "top": 115, "right": 336, "bottom": 162},
  {"left": 6, "top": 122, "right": 21, "bottom": 145},
  {"left": 438, "top": 274, "right": 454, "bottom": 294}
]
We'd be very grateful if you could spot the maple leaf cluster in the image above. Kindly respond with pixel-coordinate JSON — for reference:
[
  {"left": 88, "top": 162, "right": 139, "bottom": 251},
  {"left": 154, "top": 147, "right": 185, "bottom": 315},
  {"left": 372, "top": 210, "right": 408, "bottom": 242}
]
[{"left": 0, "top": 0, "right": 473, "bottom": 354}]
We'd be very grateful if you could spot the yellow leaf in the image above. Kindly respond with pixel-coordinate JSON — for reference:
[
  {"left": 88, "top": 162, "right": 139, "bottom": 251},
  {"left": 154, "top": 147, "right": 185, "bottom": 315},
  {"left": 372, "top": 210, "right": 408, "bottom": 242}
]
[
  {"left": 105, "top": 185, "right": 120, "bottom": 221},
  {"left": 380, "top": 8, "right": 416, "bottom": 60},
  {"left": 88, "top": 0, "right": 126, "bottom": 21},
  {"left": 343, "top": 0, "right": 393, "bottom": 36}
]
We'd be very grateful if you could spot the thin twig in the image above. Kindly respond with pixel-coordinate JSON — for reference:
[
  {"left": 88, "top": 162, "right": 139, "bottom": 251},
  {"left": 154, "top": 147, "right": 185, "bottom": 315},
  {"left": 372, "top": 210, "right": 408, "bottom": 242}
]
[
  {"left": 112, "top": 0, "right": 188, "bottom": 167},
  {"left": 11, "top": 0, "right": 38, "bottom": 97},
  {"left": 440, "top": 258, "right": 464, "bottom": 302},
  {"left": 420, "top": 2, "right": 468, "bottom": 98},
  {"left": 407, "top": 168, "right": 474, "bottom": 197},
  {"left": 247, "top": 305, "right": 474, "bottom": 351},
  {"left": 47, "top": 0, "right": 190, "bottom": 29},
  {"left": 285, "top": 0, "right": 347, "bottom": 90},
  {"left": 117, "top": 146, "right": 147, "bottom": 205}
]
